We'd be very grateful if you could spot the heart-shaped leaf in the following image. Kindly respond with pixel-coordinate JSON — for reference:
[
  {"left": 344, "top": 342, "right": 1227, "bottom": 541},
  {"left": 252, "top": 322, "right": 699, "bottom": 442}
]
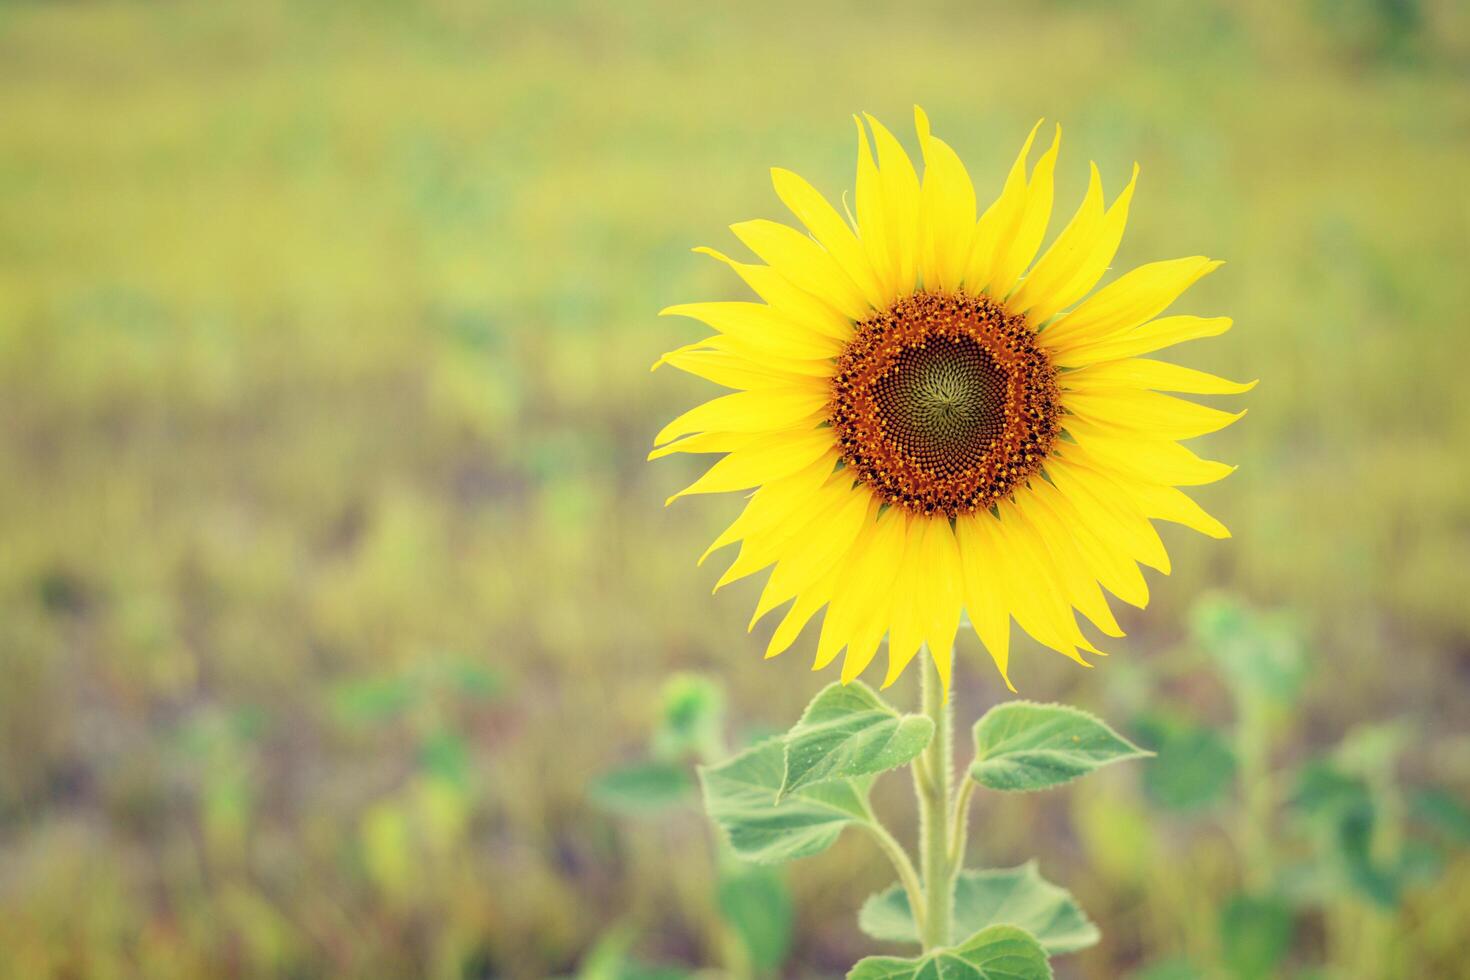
[
  {"left": 781, "top": 682, "right": 934, "bottom": 796},
  {"left": 858, "top": 862, "right": 1099, "bottom": 955},
  {"left": 699, "top": 738, "right": 872, "bottom": 864},
  {"left": 847, "top": 924, "right": 1052, "bottom": 980},
  {"left": 970, "top": 702, "right": 1150, "bottom": 792}
]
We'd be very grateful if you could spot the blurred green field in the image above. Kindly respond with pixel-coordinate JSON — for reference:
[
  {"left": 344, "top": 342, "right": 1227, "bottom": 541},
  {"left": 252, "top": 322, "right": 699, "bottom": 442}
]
[{"left": 1, "top": 1, "right": 1468, "bottom": 977}]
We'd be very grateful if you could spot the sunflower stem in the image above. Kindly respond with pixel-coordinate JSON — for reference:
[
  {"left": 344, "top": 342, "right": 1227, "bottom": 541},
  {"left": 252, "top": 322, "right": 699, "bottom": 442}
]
[
  {"left": 948, "top": 775, "right": 976, "bottom": 868},
  {"left": 914, "top": 647, "right": 954, "bottom": 950}
]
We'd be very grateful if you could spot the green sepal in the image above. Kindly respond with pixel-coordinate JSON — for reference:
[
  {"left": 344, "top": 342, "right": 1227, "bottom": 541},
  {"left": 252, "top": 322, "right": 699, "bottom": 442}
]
[
  {"left": 699, "top": 738, "right": 872, "bottom": 864},
  {"left": 780, "top": 681, "right": 934, "bottom": 796},
  {"left": 858, "top": 862, "right": 1099, "bottom": 955},
  {"left": 969, "top": 702, "right": 1150, "bottom": 792},
  {"left": 847, "top": 924, "right": 1052, "bottom": 980}
]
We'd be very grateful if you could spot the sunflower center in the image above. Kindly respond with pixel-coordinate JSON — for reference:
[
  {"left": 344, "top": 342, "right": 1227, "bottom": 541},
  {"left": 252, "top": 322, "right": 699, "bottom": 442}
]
[
  {"left": 872, "top": 337, "right": 1008, "bottom": 472},
  {"left": 829, "top": 291, "right": 1060, "bottom": 517}
]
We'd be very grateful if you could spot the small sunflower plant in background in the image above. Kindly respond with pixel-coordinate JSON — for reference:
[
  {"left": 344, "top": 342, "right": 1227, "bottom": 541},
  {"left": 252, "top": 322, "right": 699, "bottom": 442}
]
[{"left": 651, "top": 108, "right": 1248, "bottom": 978}]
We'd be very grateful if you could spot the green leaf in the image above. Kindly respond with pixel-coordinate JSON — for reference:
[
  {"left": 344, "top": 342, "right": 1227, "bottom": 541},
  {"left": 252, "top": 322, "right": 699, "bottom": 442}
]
[
  {"left": 858, "top": 862, "right": 1098, "bottom": 955},
  {"left": 847, "top": 924, "right": 1052, "bottom": 980},
  {"left": 589, "top": 760, "right": 694, "bottom": 815},
  {"left": 699, "top": 738, "right": 872, "bottom": 864},
  {"left": 969, "top": 702, "right": 1149, "bottom": 792},
  {"left": 1291, "top": 759, "right": 1408, "bottom": 908},
  {"left": 653, "top": 673, "right": 725, "bottom": 762},
  {"left": 1293, "top": 759, "right": 1371, "bottom": 817},
  {"left": 1219, "top": 893, "right": 1293, "bottom": 978},
  {"left": 717, "top": 862, "right": 793, "bottom": 970},
  {"left": 1413, "top": 788, "right": 1470, "bottom": 844},
  {"left": 1335, "top": 796, "right": 1400, "bottom": 907},
  {"left": 1191, "top": 594, "right": 1306, "bottom": 706},
  {"left": 781, "top": 682, "right": 934, "bottom": 796},
  {"left": 1135, "top": 714, "right": 1235, "bottom": 811}
]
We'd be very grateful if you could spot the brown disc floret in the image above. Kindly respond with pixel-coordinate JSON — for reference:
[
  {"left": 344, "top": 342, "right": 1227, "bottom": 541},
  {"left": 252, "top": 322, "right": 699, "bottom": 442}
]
[{"left": 829, "top": 291, "right": 1061, "bottom": 517}]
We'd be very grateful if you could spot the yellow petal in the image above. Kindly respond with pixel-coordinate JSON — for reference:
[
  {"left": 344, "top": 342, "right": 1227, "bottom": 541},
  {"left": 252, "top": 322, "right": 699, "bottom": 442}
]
[
  {"left": 839, "top": 615, "right": 889, "bottom": 685},
  {"left": 1008, "top": 162, "right": 1104, "bottom": 317},
  {"left": 954, "top": 511, "right": 1014, "bottom": 690},
  {"left": 1055, "top": 447, "right": 1233, "bottom": 540},
  {"left": 989, "top": 123, "right": 1061, "bottom": 298},
  {"left": 656, "top": 348, "right": 829, "bottom": 391},
  {"left": 1042, "top": 257, "right": 1223, "bottom": 350},
  {"left": 666, "top": 427, "right": 835, "bottom": 504},
  {"left": 1062, "top": 388, "right": 1246, "bottom": 442},
  {"left": 728, "top": 219, "right": 871, "bottom": 321},
  {"left": 839, "top": 510, "right": 911, "bottom": 683},
  {"left": 990, "top": 501, "right": 1095, "bottom": 664},
  {"left": 713, "top": 473, "right": 857, "bottom": 590},
  {"left": 1063, "top": 358, "right": 1257, "bottom": 395},
  {"left": 661, "top": 302, "right": 843, "bottom": 362},
  {"left": 768, "top": 170, "right": 886, "bottom": 310},
  {"left": 653, "top": 387, "right": 831, "bottom": 447},
  {"left": 1063, "top": 417, "right": 1236, "bottom": 488},
  {"left": 1015, "top": 488, "right": 1125, "bottom": 637},
  {"left": 914, "top": 106, "right": 977, "bottom": 294},
  {"left": 1028, "top": 164, "right": 1139, "bottom": 324},
  {"left": 654, "top": 335, "right": 835, "bottom": 377},
  {"left": 881, "top": 513, "right": 927, "bottom": 684},
  {"left": 698, "top": 451, "right": 840, "bottom": 563},
  {"left": 1051, "top": 315, "right": 1234, "bottom": 368},
  {"left": 852, "top": 116, "right": 895, "bottom": 301},
  {"left": 864, "top": 113, "right": 922, "bottom": 297},
  {"left": 815, "top": 507, "right": 905, "bottom": 670},
  {"left": 766, "top": 563, "right": 839, "bottom": 659},
  {"left": 693, "top": 245, "right": 855, "bottom": 341},
  {"left": 1110, "top": 474, "right": 1230, "bottom": 540},
  {"left": 648, "top": 429, "right": 768, "bottom": 461},
  {"left": 750, "top": 486, "right": 872, "bottom": 625},
  {"left": 963, "top": 119, "right": 1042, "bottom": 294},
  {"left": 1029, "top": 473, "right": 1150, "bottom": 609},
  {"left": 914, "top": 516, "right": 964, "bottom": 691},
  {"left": 1046, "top": 457, "right": 1171, "bottom": 575}
]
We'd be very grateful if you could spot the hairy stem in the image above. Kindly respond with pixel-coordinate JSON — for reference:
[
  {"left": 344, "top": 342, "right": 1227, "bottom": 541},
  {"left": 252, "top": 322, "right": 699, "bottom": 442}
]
[
  {"left": 914, "top": 648, "right": 954, "bottom": 950},
  {"left": 948, "top": 775, "right": 976, "bottom": 868}
]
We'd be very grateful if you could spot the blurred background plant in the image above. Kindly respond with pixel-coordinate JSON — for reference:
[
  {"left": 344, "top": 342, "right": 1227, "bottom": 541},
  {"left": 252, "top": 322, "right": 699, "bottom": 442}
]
[
  {"left": 0, "top": 0, "right": 1467, "bottom": 977},
  {"left": 1104, "top": 596, "right": 1470, "bottom": 979},
  {"left": 583, "top": 674, "right": 793, "bottom": 980}
]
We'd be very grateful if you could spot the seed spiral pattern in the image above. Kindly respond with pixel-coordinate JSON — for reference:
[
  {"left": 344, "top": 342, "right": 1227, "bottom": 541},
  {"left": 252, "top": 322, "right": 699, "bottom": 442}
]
[{"left": 829, "top": 291, "right": 1061, "bottom": 517}]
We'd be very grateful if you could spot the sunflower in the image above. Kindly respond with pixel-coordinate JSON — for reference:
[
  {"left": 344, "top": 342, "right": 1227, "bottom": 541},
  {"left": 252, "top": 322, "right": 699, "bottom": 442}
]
[{"left": 651, "top": 109, "right": 1248, "bottom": 692}]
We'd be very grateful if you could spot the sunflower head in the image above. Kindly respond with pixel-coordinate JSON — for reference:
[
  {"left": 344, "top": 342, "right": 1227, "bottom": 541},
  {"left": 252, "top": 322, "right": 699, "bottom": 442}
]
[
  {"left": 830, "top": 290, "right": 1060, "bottom": 518},
  {"left": 653, "top": 108, "right": 1249, "bottom": 693}
]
